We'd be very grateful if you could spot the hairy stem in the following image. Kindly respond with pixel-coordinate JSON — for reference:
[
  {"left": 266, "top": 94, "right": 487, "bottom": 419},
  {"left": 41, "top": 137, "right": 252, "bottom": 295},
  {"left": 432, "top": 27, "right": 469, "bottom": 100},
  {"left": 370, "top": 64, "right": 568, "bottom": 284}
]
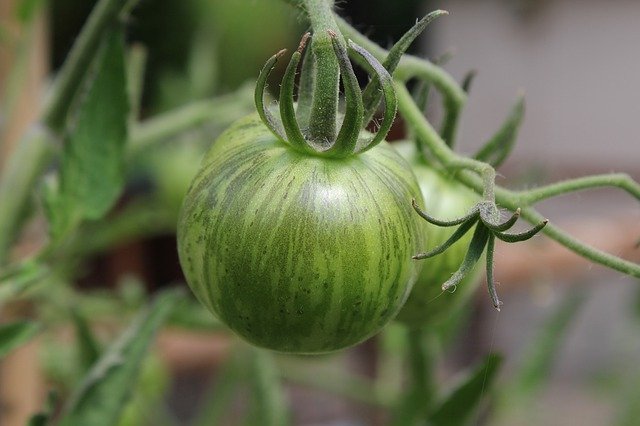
[
  {"left": 395, "top": 83, "right": 495, "bottom": 200},
  {"left": 517, "top": 173, "right": 640, "bottom": 204},
  {"left": 394, "top": 80, "right": 640, "bottom": 279},
  {"left": 517, "top": 206, "right": 640, "bottom": 278},
  {"left": 302, "top": 0, "right": 341, "bottom": 144}
]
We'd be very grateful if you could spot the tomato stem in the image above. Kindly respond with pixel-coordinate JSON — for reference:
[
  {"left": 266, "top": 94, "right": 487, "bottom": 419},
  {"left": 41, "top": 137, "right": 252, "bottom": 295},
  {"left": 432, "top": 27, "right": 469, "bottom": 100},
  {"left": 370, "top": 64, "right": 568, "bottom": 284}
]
[
  {"left": 322, "top": 31, "right": 363, "bottom": 157},
  {"left": 248, "top": 349, "right": 290, "bottom": 426},
  {"left": 394, "top": 81, "right": 640, "bottom": 279},
  {"left": 392, "top": 330, "right": 438, "bottom": 422},
  {"left": 516, "top": 173, "right": 640, "bottom": 205},
  {"left": 303, "top": 0, "right": 341, "bottom": 145}
]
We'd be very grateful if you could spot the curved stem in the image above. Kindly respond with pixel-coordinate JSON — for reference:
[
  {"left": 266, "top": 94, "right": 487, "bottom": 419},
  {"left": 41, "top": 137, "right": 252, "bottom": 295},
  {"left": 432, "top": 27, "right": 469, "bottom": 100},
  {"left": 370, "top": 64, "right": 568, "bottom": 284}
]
[
  {"left": 395, "top": 83, "right": 496, "bottom": 200},
  {"left": 335, "top": 16, "right": 466, "bottom": 117},
  {"left": 440, "top": 98, "right": 461, "bottom": 147},
  {"left": 517, "top": 173, "right": 640, "bottom": 204},
  {"left": 517, "top": 206, "right": 640, "bottom": 278},
  {"left": 394, "top": 79, "right": 640, "bottom": 279},
  {"left": 323, "top": 31, "right": 363, "bottom": 157}
]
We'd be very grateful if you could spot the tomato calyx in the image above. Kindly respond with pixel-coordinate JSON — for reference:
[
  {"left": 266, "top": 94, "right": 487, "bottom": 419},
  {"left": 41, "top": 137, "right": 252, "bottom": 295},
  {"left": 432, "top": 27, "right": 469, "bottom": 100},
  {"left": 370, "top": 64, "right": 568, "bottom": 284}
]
[
  {"left": 411, "top": 198, "right": 548, "bottom": 310},
  {"left": 254, "top": 32, "right": 396, "bottom": 159}
]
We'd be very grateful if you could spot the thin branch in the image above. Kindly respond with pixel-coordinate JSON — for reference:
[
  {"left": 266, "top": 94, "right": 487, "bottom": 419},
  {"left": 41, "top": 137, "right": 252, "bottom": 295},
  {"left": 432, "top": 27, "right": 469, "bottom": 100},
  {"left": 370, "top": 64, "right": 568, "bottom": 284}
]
[
  {"left": 517, "top": 206, "right": 640, "bottom": 278},
  {"left": 395, "top": 83, "right": 496, "bottom": 200},
  {"left": 128, "top": 84, "right": 254, "bottom": 156},
  {"left": 517, "top": 173, "right": 640, "bottom": 205},
  {"left": 393, "top": 79, "right": 640, "bottom": 279}
]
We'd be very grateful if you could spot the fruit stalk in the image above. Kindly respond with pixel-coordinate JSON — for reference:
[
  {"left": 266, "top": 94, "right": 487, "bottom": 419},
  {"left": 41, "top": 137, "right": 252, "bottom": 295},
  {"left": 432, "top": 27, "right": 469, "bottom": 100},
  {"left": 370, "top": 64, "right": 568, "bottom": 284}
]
[{"left": 301, "top": 0, "right": 341, "bottom": 144}]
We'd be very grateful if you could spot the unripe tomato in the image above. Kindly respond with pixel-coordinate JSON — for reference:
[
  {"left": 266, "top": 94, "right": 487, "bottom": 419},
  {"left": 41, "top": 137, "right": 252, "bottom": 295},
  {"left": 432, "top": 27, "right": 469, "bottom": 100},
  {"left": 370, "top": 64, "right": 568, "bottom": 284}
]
[
  {"left": 393, "top": 141, "right": 482, "bottom": 327},
  {"left": 177, "top": 114, "right": 425, "bottom": 353}
]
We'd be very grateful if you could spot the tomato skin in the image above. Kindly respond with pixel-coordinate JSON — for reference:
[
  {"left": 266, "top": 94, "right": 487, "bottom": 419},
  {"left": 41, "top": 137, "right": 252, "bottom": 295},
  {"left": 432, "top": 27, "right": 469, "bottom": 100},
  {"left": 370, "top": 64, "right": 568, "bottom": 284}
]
[
  {"left": 393, "top": 141, "right": 482, "bottom": 328},
  {"left": 177, "top": 114, "right": 425, "bottom": 353}
]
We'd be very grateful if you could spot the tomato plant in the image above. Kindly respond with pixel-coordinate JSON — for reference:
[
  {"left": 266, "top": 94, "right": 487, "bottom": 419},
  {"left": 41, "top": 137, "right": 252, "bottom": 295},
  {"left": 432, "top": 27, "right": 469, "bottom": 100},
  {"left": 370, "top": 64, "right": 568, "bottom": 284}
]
[
  {"left": 1, "top": 0, "right": 639, "bottom": 424},
  {"left": 176, "top": 28, "right": 425, "bottom": 352}
]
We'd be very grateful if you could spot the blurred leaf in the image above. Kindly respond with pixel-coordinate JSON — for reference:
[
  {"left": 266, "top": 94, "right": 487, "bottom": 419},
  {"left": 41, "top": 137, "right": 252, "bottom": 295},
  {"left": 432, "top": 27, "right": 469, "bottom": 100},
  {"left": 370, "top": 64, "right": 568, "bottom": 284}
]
[
  {"left": 0, "top": 320, "right": 39, "bottom": 358},
  {"left": 46, "top": 28, "right": 129, "bottom": 241},
  {"left": 509, "top": 292, "right": 585, "bottom": 399},
  {"left": 0, "top": 258, "right": 48, "bottom": 301},
  {"left": 428, "top": 353, "right": 503, "bottom": 426},
  {"left": 461, "top": 70, "right": 476, "bottom": 94},
  {"left": 473, "top": 95, "right": 525, "bottom": 167},
  {"left": 27, "top": 391, "right": 58, "bottom": 426},
  {"left": 57, "top": 289, "right": 182, "bottom": 426},
  {"left": 72, "top": 309, "right": 102, "bottom": 373},
  {"left": 16, "top": 0, "right": 44, "bottom": 23}
]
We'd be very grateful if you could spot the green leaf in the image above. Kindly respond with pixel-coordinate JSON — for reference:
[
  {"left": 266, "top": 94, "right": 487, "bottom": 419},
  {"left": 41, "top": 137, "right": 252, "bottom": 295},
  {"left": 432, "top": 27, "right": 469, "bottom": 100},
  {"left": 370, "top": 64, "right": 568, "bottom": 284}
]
[
  {"left": 428, "top": 353, "right": 503, "bottom": 426},
  {"left": 57, "top": 289, "right": 182, "bottom": 426},
  {"left": 47, "top": 28, "right": 129, "bottom": 240},
  {"left": 0, "top": 320, "right": 39, "bottom": 358},
  {"left": 0, "top": 258, "right": 48, "bottom": 302},
  {"left": 473, "top": 95, "right": 525, "bottom": 167},
  {"left": 509, "top": 292, "right": 585, "bottom": 399},
  {"left": 72, "top": 309, "right": 102, "bottom": 373}
]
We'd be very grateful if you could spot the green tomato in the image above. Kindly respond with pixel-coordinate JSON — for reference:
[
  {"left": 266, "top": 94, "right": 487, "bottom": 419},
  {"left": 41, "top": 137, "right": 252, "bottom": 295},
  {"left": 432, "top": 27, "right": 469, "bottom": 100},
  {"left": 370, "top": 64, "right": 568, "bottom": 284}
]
[
  {"left": 393, "top": 141, "right": 482, "bottom": 328},
  {"left": 177, "top": 114, "right": 425, "bottom": 353}
]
